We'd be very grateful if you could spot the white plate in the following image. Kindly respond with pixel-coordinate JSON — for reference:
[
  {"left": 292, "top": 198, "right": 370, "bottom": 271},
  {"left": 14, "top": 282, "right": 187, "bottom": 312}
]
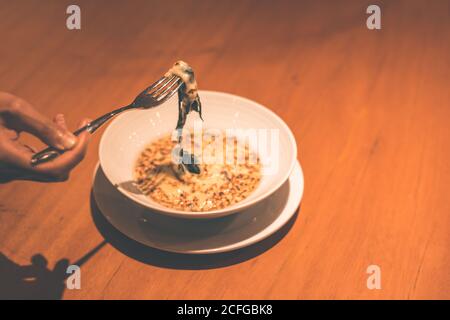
[{"left": 92, "top": 160, "right": 304, "bottom": 254}]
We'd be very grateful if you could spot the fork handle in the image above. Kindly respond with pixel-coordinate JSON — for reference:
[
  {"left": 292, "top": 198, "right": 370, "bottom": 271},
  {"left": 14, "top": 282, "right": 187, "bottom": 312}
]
[{"left": 30, "top": 104, "right": 133, "bottom": 166}]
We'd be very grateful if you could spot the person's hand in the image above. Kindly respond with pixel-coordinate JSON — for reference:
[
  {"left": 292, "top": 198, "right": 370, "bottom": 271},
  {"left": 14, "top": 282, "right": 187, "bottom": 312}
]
[{"left": 0, "top": 92, "right": 91, "bottom": 182}]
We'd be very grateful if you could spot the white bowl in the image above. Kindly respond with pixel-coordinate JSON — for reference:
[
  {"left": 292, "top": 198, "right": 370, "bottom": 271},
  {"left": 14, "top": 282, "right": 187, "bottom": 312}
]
[{"left": 99, "top": 91, "right": 297, "bottom": 219}]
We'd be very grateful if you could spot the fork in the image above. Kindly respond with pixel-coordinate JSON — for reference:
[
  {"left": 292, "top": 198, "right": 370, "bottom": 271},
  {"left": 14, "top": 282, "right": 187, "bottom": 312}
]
[{"left": 30, "top": 75, "right": 183, "bottom": 166}]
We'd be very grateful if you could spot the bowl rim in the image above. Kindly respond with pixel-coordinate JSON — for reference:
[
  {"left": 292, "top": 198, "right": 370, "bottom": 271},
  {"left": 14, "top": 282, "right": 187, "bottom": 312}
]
[{"left": 99, "top": 90, "right": 298, "bottom": 218}]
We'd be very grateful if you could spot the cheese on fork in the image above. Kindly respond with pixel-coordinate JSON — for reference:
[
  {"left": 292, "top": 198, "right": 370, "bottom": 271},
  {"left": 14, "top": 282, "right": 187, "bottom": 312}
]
[
  {"left": 165, "top": 60, "right": 202, "bottom": 128},
  {"left": 165, "top": 61, "right": 203, "bottom": 174}
]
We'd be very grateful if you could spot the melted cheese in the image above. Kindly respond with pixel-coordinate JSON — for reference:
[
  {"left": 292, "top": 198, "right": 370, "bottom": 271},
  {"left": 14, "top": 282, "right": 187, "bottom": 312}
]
[
  {"left": 165, "top": 60, "right": 199, "bottom": 108},
  {"left": 164, "top": 61, "right": 203, "bottom": 174}
]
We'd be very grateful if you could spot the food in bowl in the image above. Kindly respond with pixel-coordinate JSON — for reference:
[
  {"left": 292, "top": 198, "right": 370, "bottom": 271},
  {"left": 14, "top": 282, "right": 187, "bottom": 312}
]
[{"left": 134, "top": 132, "right": 261, "bottom": 212}]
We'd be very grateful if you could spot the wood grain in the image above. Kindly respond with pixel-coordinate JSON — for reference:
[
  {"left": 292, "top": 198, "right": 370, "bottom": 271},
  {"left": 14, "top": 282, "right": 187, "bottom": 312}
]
[{"left": 0, "top": 0, "right": 449, "bottom": 299}]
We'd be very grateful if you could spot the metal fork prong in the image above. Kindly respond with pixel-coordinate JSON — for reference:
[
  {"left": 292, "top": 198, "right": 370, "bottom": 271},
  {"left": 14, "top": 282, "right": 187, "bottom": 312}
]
[
  {"left": 150, "top": 75, "right": 177, "bottom": 96},
  {"left": 156, "top": 80, "right": 183, "bottom": 103},
  {"left": 142, "top": 76, "right": 166, "bottom": 94}
]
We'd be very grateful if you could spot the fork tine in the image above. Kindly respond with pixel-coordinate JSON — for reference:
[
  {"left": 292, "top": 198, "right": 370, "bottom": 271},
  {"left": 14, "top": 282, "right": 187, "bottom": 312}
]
[
  {"left": 156, "top": 80, "right": 183, "bottom": 103},
  {"left": 142, "top": 76, "right": 166, "bottom": 94},
  {"left": 150, "top": 75, "right": 177, "bottom": 96}
]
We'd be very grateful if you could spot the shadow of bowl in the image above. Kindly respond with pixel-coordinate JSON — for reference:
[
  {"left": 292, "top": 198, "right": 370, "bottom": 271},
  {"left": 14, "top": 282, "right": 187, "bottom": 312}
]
[{"left": 90, "top": 191, "right": 300, "bottom": 270}]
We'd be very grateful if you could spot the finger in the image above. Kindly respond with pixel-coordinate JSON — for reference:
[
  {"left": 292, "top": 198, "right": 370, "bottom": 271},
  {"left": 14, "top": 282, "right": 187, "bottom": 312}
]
[
  {"left": 0, "top": 163, "right": 37, "bottom": 182},
  {"left": 15, "top": 142, "right": 36, "bottom": 154},
  {"left": 0, "top": 160, "right": 69, "bottom": 182},
  {"left": 4, "top": 97, "right": 76, "bottom": 150},
  {"left": 30, "top": 118, "right": 91, "bottom": 177},
  {"left": 0, "top": 134, "right": 35, "bottom": 169},
  {"left": 0, "top": 138, "right": 63, "bottom": 181},
  {"left": 3, "top": 128, "right": 19, "bottom": 140},
  {"left": 1, "top": 119, "right": 91, "bottom": 180},
  {"left": 53, "top": 113, "right": 68, "bottom": 130}
]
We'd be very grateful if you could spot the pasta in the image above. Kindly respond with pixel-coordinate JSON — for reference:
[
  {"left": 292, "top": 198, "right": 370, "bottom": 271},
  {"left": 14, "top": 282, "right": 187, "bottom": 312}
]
[{"left": 134, "top": 133, "right": 261, "bottom": 212}]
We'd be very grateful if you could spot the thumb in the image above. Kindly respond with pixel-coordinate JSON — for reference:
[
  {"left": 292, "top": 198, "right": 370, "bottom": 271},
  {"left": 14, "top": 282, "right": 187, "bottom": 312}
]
[{"left": 38, "top": 118, "right": 77, "bottom": 150}]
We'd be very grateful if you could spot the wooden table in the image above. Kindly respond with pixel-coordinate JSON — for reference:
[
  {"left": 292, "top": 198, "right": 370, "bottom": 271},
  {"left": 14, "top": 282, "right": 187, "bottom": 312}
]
[{"left": 0, "top": 0, "right": 449, "bottom": 300}]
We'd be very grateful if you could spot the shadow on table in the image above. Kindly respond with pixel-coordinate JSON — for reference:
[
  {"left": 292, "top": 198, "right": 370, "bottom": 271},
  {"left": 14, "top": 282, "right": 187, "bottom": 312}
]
[
  {"left": 90, "top": 192, "right": 300, "bottom": 270},
  {"left": 0, "top": 241, "right": 106, "bottom": 300},
  {"left": 0, "top": 253, "right": 68, "bottom": 300}
]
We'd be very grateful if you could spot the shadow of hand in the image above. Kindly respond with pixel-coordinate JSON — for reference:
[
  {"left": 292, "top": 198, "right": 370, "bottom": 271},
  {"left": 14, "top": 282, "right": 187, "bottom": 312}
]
[{"left": 0, "top": 253, "right": 69, "bottom": 300}]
